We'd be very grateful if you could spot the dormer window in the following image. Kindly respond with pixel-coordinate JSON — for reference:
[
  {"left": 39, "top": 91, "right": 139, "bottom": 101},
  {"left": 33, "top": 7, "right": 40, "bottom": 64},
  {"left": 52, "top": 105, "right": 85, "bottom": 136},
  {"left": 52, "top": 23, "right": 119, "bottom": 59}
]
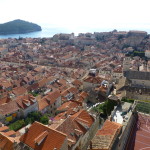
[
  {"left": 23, "top": 99, "right": 31, "bottom": 106},
  {"left": 34, "top": 131, "right": 48, "bottom": 145},
  {"left": 30, "top": 98, "right": 36, "bottom": 103}
]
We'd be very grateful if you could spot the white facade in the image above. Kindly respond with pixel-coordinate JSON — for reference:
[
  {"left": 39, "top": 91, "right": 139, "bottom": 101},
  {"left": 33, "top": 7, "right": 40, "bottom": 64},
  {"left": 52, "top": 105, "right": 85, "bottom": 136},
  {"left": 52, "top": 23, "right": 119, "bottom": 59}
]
[
  {"left": 123, "top": 57, "right": 132, "bottom": 71},
  {"left": 113, "top": 72, "right": 123, "bottom": 79},
  {"left": 145, "top": 50, "right": 150, "bottom": 58},
  {"left": 22, "top": 102, "right": 38, "bottom": 117}
]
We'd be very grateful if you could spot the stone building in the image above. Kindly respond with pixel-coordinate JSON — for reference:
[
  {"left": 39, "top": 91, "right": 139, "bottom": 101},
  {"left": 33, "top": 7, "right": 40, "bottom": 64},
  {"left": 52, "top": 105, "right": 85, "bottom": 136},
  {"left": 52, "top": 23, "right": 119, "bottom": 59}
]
[
  {"left": 124, "top": 71, "right": 150, "bottom": 88},
  {"left": 123, "top": 57, "right": 132, "bottom": 71},
  {"left": 145, "top": 50, "right": 150, "bottom": 58}
]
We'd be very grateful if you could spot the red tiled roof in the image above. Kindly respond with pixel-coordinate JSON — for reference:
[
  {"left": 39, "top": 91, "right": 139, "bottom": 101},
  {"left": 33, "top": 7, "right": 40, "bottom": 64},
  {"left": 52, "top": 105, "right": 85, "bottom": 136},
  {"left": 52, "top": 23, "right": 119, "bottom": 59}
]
[
  {"left": 20, "top": 121, "right": 67, "bottom": 150},
  {"left": 0, "top": 100, "right": 20, "bottom": 115},
  {"left": 72, "top": 80, "right": 82, "bottom": 86},
  {"left": 55, "top": 110, "right": 95, "bottom": 147},
  {"left": 56, "top": 118, "right": 82, "bottom": 145},
  {"left": 67, "top": 87, "right": 78, "bottom": 94},
  {"left": 70, "top": 110, "right": 95, "bottom": 127},
  {"left": 27, "top": 83, "right": 39, "bottom": 91},
  {"left": 16, "top": 94, "right": 36, "bottom": 109},
  {"left": 90, "top": 120, "right": 122, "bottom": 150},
  {"left": 3, "top": 130, "right": 16, "bottom": 137},
  {"left": 0, "top": 134, "right": 14, "bottom": 150},
  {"left": 47, "top": 90, "right": 61, "bottom": 103},
  {"left": 61, "top": 89, "right": 69, "bottom": 97},
  {"left": 38, "top": 90, "right": 61, "bottom": 111},
  {"left": 38, "top": 98, "right": 49, "bottom": 111},
  {"left": 57, "top": 100, "right": 82, "bottom": 112},
  {"left": 79, "top": 91, "right": 88, "bottom": 99},
  {"left": 0, "top": 126, "right": 9, "bottom": 132},
  {"left": 34, "top": 131, "right": 49, "bottom": 145},
  {"left": 12, "top": 86, "right": 27, "bottom": 96},
  {"left": 97, "top": 120, "right": 122, "bottom": 136},
  {"left": 83, "top": 76, "right": 104, "bottom": 84},
  {"left": 113, "top": 67, "right": 123, "bottom": 73},
  {"left": 0, "top": 96, "right": 11, "bottom": 105},
  {"left": 0, "top": 81, "right": 12, "bottom": 88},
  {"left": 57, "top": 79, "right": 67, "bottom": 86},
  {"left": 38, "top": 78, "right": 49, "bottom": 88}
]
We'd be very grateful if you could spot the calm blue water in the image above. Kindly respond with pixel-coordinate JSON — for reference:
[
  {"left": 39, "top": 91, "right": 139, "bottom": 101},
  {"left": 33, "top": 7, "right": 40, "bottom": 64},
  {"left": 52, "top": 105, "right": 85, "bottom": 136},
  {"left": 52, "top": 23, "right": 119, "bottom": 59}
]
[
  {"left": 0, "top": 26, "right": 150, "bottom": 39},
  {"left": 0, "top": 27, "right": 72, "bottom": 39}
]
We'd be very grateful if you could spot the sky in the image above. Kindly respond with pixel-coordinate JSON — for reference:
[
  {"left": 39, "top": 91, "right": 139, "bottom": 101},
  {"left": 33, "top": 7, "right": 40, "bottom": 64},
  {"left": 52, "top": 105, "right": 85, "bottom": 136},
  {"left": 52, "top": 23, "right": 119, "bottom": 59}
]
[{"left": 0, "top": 0, "right": 150, "bottom": 31}]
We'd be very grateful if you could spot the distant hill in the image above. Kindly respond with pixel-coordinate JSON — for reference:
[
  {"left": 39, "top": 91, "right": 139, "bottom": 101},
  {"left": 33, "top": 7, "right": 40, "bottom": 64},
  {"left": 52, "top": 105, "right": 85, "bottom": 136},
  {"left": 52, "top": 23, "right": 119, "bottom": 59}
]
[{"left": 0, "top": 19, "right": 42, "bottom": 35}]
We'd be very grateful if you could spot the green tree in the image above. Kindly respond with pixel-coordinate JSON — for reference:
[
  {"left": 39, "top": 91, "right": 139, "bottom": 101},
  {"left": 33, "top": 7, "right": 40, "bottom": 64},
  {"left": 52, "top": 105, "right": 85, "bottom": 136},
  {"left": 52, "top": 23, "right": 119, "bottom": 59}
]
[
  {"left": 40, "top": 115, "right": 49, "bottom": 125},
  {"left": 92, "top": 100, "right": 117, "bottom": 116},
  {"left": 25, "top": 117, "right": 33, "bottom": 125},
  {"left": 28, "top": 111, "right": 42, "bottom": 122},
  {"left": 9, "top": 119, "right": 25, "bottom": 131}
]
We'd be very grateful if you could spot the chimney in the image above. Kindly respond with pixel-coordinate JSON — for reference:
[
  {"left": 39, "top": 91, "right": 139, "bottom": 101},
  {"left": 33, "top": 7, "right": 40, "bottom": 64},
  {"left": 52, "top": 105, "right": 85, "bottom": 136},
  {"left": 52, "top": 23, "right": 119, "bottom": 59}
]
[{"left": 25, "top": 127, "right": 29, "bottom": 133}]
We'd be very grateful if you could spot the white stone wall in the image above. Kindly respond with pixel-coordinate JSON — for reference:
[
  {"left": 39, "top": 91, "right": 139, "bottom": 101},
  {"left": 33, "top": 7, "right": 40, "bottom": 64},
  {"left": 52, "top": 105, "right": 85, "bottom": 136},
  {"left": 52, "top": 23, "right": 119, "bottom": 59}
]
[
  {"left": 55, "top": 96, "right": 61, "bottom": 108},
  {"left": 115, "top": 111, "right": 137, "bottom": 150},
  {"left": 145, "top": 51, "right": 150, "bottom": 58},
  {"left": 113, "top": 72, "right": 123, "bottom": 79},
  {"left": 123, "top": 57, "right": 132, "bottom": 71},
  {"left": 23, "top": 102, "right": 38, "bottom": 117},
  {"left": 126, "top": 91, "right": 150, "bottom": 101},
  {"left": 60, "top": 138, "right": 68, "bottom": 150},
  {"left": 83, "top": 82, "right": 99, "bottom": 91}
]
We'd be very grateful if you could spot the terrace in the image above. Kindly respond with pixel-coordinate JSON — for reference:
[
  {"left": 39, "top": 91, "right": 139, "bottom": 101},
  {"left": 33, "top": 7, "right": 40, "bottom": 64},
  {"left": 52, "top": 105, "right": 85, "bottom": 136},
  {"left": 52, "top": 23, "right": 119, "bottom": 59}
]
[{"left": 111, "top": 102, "right": 132, "bottom": 124}]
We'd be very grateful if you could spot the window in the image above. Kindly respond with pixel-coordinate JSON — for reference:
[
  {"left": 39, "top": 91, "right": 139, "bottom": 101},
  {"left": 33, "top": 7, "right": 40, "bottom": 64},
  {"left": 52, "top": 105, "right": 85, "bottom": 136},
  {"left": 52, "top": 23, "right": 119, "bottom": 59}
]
[{"left": 142, "top": 81, "right": 145, "bottom": 85}]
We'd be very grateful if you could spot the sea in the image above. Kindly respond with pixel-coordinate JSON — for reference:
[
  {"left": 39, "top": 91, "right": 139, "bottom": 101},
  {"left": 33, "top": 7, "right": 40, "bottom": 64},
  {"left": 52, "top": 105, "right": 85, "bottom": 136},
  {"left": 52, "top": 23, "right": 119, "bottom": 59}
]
[
  {"left": 0, "top": 25, "right": 150, "bottom": 39},
  {"left": 0, "top": 27, "right": 69, "bottom": 39}
]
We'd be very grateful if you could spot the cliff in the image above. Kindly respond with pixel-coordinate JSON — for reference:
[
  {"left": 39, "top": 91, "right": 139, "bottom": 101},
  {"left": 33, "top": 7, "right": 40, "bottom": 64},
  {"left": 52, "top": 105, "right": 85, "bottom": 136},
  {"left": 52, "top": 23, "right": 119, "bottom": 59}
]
[{"left": 0, "top": 19, "right": 42, "bottom": 35}]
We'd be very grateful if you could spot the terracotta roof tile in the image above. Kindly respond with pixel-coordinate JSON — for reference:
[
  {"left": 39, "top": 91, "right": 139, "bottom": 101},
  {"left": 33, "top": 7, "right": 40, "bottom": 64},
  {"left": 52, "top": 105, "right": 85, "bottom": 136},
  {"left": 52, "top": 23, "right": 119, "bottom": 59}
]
[
  {"left": 12, "top": 86, "right": 27, "bottom": 96},
  {"left": 34, "top": 131, "right": 49, "bottom": 145},
  {"left": 61, "top": 89, "right": 69, "bottom": 97},
  {"left": 20, "top": 121, "right": 67, "bottom": 150},
  {"left": 72, "top": 80, "right": 82, "bottom": 86},
  {"left": 3, "top": 130, "right": 16, "bottom": 137},
  {"left": 47, "top": 90, "right": 61, "bottom": 104},
  {"left": 16, "top": 94, "right": 36, "bottom": 109},
  {"left": 79, "top": 91, "right": 88, "bottom": 99},
  {"left": 0, "top": 81, "right": 12, "bottom": 88},
  {"left": 0, "top": 126, "right": 9, "bottom": 132},
  {"left": 0, "top": 101, "right": 19, "bottom": 115},
  {"left": 83, "top": 76, "right": 104, "bottom": 84},
  {"left": 70, "top": 110, "right": 95, "bottom": 127},
  {"left": 0, "top": 96, "right": 11, "bottom": 105},
  {"left": 90, "top": 120, "right": 122, "bottom": 150},
  {"left": 57, "top": 100, "right": 81, "bottom": 112},
  {"left": 68, "top": 87, "right": 78, "bottom": 94},
  {"left": 0, "top": 133, "right": 14, "bottom": 150},
  {"left": 38, "top": 78, "right": 48, "bottom": 87},
  {"left": 38, "top": 98, "right": 49, "bottom": 111},
  {"left": 54, "top": 110, "right": 95, "bottom": 147}
]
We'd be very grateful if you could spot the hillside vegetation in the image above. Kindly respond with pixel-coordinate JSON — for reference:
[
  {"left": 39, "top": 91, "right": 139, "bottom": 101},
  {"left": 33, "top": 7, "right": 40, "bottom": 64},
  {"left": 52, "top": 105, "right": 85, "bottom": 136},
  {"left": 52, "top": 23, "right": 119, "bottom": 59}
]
[{"left": 0, "top": 19, "right": 42, "bottom": 35}]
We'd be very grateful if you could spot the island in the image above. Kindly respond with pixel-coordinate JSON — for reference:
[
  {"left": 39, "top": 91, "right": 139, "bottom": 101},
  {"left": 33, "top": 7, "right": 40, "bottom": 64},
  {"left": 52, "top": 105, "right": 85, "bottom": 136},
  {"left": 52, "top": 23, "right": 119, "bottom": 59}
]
[{"left": 0, "top": 19, "right": 42, "bottom": 35}]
